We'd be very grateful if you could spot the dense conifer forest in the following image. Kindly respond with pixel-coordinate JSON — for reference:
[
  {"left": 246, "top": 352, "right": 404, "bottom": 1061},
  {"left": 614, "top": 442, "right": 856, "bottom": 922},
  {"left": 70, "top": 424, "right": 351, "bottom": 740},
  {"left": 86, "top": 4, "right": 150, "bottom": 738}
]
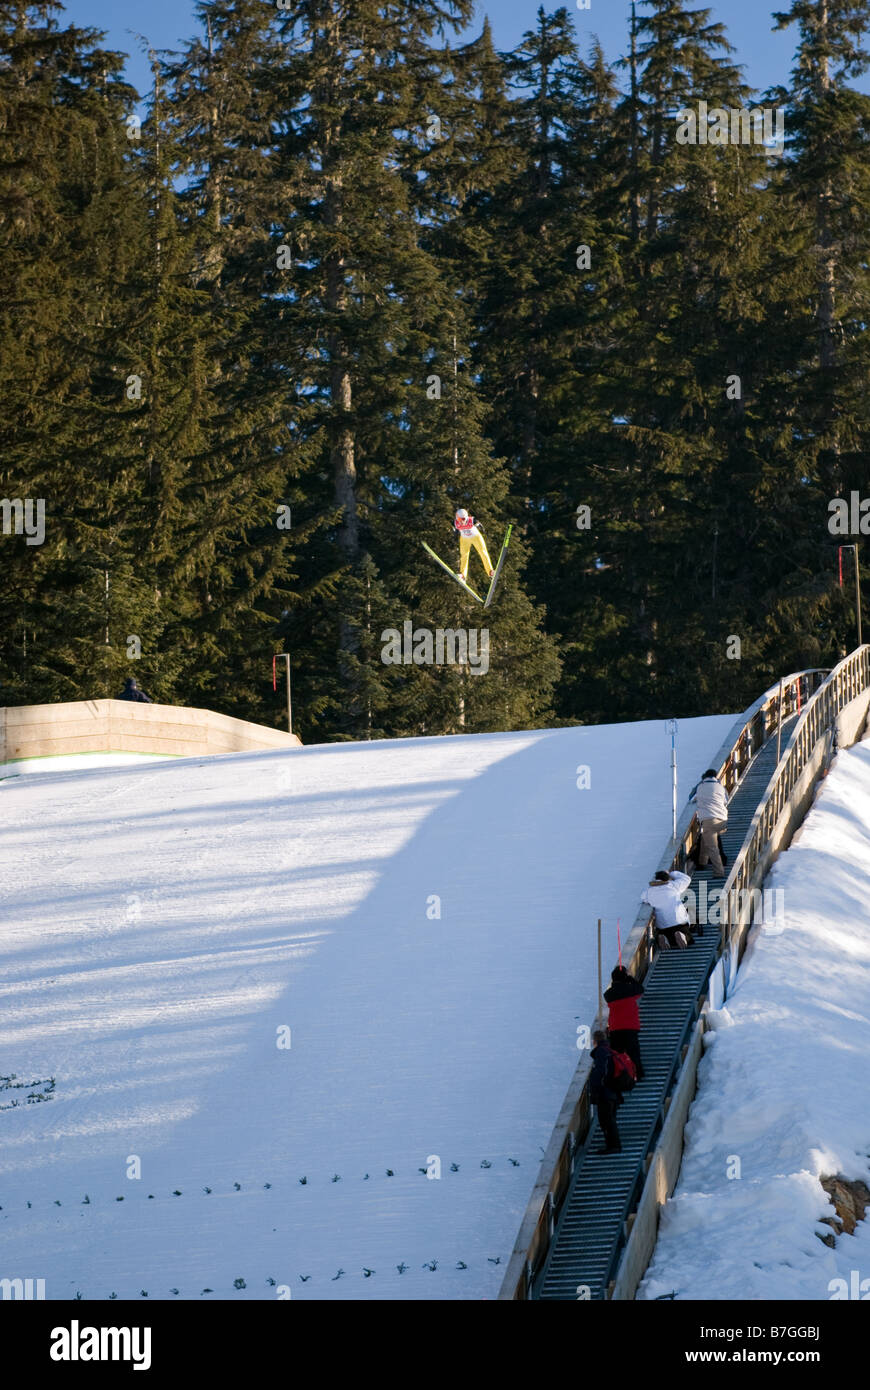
[{"left": 2, "top": 0, "right": 868, "bottom": 740}]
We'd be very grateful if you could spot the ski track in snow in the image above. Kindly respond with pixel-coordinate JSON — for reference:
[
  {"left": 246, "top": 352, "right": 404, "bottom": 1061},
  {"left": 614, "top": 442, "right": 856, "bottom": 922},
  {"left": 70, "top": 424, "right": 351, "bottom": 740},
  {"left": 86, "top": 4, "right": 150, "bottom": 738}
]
[
  {"left": 1, "top": 719, "right": 733, "bottom": 1300},
  {"left": 638, "top": 739, "right": 870, "bottom": 1302}
]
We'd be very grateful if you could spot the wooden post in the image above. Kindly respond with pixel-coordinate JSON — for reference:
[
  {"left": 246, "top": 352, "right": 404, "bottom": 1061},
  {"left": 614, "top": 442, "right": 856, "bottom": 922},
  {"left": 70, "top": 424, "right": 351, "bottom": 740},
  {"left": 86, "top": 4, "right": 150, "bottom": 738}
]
[
  {"left": 273, "top": 653, "right": 293, "bottom": 736},
  {"left": 283, "top": 653, "right": 292, "bottom": 736}
]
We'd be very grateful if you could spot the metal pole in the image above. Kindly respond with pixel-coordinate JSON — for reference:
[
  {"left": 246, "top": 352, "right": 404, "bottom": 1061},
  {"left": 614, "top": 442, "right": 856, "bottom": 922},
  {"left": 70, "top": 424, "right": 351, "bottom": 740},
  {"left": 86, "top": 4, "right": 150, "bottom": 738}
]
[
  {"left": 667, "top": 718, "right": 678, "bottom": 841},
  {"left": 775, "top": 676, "right": 784, "bottom": 764},
  {"left": 284, "top": 653, "right": 292, "bottom": 736},
  {"left": 597, "top": 919, "right": 603, "bottom": 1028},
  {"left": 855, "top": 548, "right": 863, "bottom": 647}
]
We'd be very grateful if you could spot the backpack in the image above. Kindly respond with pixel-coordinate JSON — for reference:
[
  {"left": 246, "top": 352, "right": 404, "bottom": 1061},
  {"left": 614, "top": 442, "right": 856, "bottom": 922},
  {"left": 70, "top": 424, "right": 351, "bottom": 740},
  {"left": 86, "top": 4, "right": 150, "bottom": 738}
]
[{"left": 611, "top": 1050, "right": 637, "bottom": 1093}]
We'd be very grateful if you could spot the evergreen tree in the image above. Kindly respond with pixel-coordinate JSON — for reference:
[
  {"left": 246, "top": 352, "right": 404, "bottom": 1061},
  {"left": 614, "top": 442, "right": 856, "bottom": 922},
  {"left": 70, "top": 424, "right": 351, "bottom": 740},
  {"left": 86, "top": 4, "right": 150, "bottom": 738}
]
[
  {"left": 745, "top": 0, "right": 870, "bottom": 674},
  {"left": 0, "top": 1, "right": 145, "bottom": 702},
  {"left": 770, "top": 0, "right": 870, "bottom": 497},
  {"left": 448, "top": 9, "right": 612, "bottom": 722},
  {"left": 268, "top": 0, "right": 559, "bottom": 738},
  {"left": 5, "top": 0, "right": 868, "bottom": 739},
  {"left": 156, "top": 2, "right": 318, "bottom": 725}
]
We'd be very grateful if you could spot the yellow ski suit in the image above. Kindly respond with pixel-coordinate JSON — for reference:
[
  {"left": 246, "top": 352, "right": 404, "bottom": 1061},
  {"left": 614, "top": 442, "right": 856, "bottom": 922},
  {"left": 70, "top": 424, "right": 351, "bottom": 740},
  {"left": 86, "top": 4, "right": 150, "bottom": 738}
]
[{"left": 455, "top": 516, "right": 494, "bottom": 579}]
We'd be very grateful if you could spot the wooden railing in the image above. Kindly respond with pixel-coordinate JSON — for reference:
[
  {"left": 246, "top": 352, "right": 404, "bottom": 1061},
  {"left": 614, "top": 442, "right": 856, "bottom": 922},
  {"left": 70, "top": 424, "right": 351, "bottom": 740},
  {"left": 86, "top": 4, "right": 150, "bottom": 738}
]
[
  {"left": 622, "top": 668, "right": 830, "bottom": 982},
  {"left": 498, "top": 659, "right": 864, "bottom": 1301},
  {"left": 716, "top": 646, "right": 870, "bottom": 958}
]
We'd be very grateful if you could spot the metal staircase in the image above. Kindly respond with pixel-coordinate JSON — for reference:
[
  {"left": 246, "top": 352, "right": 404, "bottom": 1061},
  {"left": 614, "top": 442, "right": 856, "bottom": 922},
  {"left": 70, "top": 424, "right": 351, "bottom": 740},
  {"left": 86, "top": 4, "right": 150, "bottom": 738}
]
[{"left": 533, "top": 720, "right": 798, "bottom": 1300}]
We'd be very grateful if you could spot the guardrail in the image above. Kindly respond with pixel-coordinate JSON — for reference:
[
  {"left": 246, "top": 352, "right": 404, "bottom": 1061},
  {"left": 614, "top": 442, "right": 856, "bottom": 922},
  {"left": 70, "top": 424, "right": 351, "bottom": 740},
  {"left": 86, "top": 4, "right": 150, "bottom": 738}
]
[{"left": 498, "top": 658, "right": 867, "bottom": 1301}]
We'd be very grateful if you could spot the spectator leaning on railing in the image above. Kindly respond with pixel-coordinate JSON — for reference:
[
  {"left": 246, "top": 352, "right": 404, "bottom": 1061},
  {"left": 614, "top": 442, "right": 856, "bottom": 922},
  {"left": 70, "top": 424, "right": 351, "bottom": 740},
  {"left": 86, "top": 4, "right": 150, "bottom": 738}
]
[
  {"left": 642, "top": 869, "right": 694, "bottom": 950},
  {"left": 689, "top": 768, "right": 729, "bottom": 877}
]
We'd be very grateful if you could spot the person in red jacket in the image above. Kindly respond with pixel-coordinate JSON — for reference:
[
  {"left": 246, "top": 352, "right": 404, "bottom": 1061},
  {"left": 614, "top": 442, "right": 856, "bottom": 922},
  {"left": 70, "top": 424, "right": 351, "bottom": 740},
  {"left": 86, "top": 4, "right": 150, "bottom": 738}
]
[{"left": 604, "top": 965, "right": 645, "bottom": 1082}]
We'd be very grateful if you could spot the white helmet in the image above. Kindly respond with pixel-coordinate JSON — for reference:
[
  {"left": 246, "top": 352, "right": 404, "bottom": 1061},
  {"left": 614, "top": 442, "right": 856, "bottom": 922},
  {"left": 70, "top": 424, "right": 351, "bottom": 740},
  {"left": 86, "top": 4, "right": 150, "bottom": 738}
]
[{"left": 455, "top": 508, "right": 469, "bottom": 520}]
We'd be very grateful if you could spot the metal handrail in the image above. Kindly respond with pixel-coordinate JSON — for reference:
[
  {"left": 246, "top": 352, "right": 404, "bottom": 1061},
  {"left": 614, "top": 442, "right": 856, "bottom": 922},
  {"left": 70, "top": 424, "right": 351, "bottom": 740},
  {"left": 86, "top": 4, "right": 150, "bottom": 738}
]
[
  {"left": 718, "top": 646, "right": 870, "bottom": 950},
  {"left": 629, "top": 668, "right": 831, "bottom": 979},
  {"left": 498, "top": 659, "right": 861, "bottom": 1301}
]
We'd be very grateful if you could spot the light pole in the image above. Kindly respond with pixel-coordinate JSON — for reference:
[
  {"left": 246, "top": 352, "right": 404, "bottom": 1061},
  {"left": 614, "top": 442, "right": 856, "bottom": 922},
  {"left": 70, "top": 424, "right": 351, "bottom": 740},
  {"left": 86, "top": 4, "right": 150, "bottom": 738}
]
[
  {"left": 839, "top": 545, "right": 863, "bottom": 648},
  {"left": 667, "top": 718, "right": 678, "bottom": 841}
]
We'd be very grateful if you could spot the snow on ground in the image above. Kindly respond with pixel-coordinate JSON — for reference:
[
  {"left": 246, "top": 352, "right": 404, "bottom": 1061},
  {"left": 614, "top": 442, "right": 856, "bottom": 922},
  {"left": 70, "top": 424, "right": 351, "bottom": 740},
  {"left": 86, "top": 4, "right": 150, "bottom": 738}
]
[
  {"left": 1, "top": 716, "right": 732, "bottom": 1302},
  {"left": 2, "top": 752, "right": 173, "bottom": 778},
  {"left": 638, "top": 739, "right": 870, "bottom": 1302}
]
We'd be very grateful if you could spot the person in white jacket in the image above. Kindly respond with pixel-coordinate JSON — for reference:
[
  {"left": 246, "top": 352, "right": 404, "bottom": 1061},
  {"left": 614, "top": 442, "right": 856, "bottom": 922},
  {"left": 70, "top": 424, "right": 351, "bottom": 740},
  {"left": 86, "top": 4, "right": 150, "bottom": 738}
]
[
  {"left": 642, "top": 869, "right": 693, "bottom": 949},
  {"left": 690, "top": 768, "right": 728, "bottom": 876}
]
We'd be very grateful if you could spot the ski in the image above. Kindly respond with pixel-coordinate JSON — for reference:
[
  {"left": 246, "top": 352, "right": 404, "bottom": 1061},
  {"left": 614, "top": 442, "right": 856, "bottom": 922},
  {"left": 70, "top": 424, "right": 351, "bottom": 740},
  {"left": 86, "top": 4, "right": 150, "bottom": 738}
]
[
  {"left": 483, "top": 525, "right": 512, "bottom": 608},
  {"left": 421, "top": 542, "right": 484, "bottom": 602}
]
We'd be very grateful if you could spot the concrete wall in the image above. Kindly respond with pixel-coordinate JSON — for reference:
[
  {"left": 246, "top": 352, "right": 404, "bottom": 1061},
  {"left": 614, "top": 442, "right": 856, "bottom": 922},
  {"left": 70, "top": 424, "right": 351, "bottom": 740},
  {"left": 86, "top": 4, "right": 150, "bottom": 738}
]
[{"left": 0, "top": 699, "right": 301, "bottom": 763}]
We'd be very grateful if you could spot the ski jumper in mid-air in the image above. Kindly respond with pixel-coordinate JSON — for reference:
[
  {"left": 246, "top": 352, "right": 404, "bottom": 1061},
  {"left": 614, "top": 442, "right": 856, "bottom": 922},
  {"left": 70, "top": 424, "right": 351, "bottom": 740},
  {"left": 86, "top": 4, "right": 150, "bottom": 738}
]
[
  {"left": 420, "top": 507, "right": 512, "bottom": 605},
  {"left": 454, "top": 509, "right": 494, "bottom": 582}
]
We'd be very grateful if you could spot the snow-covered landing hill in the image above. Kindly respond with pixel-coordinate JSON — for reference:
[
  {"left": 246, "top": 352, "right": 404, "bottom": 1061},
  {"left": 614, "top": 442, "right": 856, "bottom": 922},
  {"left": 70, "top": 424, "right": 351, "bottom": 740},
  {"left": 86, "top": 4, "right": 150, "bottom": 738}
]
[{"left": 1, "top": 718, "right": 732, "bottom": 1301}]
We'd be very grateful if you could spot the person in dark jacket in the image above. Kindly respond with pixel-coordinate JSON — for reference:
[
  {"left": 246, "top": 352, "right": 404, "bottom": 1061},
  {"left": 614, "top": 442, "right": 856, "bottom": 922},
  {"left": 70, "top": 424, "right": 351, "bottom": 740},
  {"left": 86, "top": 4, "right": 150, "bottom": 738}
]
[
  {"left": 589, "top": 1030, "right": 622, "bottom": 1154},
  {"left": 604, "top": 965, "right": 645, "bottom": 1081},
  {"left": 117, "top": 677, "right": 153, "bottom": 703}
]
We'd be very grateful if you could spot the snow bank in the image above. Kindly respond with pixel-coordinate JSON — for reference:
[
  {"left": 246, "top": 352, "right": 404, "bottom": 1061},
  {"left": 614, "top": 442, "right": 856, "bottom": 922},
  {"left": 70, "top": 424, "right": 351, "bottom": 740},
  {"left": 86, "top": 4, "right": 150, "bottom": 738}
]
[{"left": 2, "top": 752, "right": 173, "bottom": 778}]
